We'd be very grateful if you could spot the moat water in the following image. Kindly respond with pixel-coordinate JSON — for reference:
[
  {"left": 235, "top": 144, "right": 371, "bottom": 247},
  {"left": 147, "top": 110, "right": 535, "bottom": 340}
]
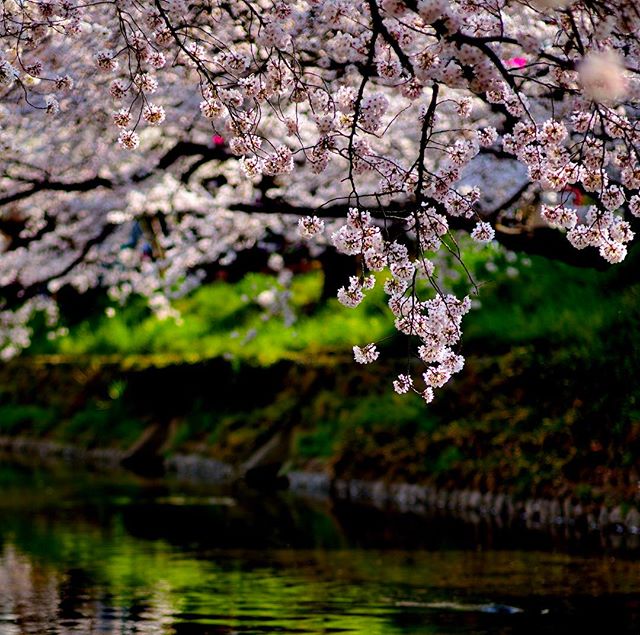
[{"left": 1, "top": 461, "right": 640, "bottom": 634}]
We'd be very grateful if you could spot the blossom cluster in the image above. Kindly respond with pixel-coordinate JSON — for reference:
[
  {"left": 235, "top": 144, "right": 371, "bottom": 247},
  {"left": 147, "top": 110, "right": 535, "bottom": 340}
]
[
  {"left": 321, "top": 207, "right": 470, "bottom": 400},
  {"left": 0, "top": 0, "right": 639, "bottom": 402}
]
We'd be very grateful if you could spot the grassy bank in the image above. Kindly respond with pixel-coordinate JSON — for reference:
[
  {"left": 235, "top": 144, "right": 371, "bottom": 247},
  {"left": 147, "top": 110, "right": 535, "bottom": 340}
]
[{"left": 2, "top": 244, "right": 640, "bottom": 503}]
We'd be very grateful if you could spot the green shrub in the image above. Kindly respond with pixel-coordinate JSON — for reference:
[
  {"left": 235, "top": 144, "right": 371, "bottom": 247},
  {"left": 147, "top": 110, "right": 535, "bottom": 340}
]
[{"left": 0, "top": 404, "right": 56, "bottom": 436}]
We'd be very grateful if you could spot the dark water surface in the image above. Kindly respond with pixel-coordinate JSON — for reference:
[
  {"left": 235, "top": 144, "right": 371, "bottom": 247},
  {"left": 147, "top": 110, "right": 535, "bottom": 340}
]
[{"left": 1, "top": 462, "right": 640, "bottom": 634}]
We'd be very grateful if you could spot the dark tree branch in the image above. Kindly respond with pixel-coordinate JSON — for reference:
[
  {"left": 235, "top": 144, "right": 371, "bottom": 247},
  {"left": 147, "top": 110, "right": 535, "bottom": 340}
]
[
  {"left": 1, "top": 223, "right": 117, "bottom": 311},
  {"left": 0, "top": 175, "right": 112, "bottom": 208},
  {"left": 230, "top": 194, "right": 612, "bottom": 269}
]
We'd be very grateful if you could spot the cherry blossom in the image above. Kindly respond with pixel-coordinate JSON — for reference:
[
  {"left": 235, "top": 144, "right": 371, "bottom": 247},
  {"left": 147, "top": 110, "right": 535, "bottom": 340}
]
[{"left": 0, "top": 0, "right": 639, "bottom": 403}]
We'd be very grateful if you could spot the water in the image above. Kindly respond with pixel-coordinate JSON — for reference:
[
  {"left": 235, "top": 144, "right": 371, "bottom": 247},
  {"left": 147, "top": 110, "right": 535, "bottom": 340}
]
[{"left": 1, "top": 462, "right": 640, "bottom": 634}]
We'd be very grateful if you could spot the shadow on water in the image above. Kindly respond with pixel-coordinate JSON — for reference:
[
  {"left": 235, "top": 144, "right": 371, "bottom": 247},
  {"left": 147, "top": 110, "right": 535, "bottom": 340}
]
[{"left": 1, "top": 461, "right": 640, "bottom": 634}]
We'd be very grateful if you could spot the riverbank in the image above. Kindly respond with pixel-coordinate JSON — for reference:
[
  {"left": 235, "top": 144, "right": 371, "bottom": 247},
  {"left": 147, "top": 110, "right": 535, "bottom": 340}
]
[
  {"left": 2, "top": 250, "right": 640, "bottom": 516},
  {"left": 2, "top": 337, "right": 640, "bottom": 501},
  {"left": 2, "top": 434, "right": 640, "bottom": 549}
]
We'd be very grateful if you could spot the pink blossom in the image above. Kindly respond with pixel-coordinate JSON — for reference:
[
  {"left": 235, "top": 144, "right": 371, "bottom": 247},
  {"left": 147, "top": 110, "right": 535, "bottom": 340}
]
[{"left": 505, "top": 57, "right": 527, "bottom": 69}]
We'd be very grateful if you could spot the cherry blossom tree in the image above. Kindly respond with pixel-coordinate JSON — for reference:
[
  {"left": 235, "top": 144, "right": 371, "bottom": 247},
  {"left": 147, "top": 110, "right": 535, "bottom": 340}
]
[{"left": 0, "top": 0, "right": 639, "bottom": 401}]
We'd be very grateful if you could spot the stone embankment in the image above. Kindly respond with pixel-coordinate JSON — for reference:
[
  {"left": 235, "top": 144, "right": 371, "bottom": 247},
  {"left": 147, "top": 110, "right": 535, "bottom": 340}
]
[
  {"left": 3, "top": 436, "right": 640, "bottom": 542},
  {"left": 288, "top": 471, "right": 640, "bottom": 540},
  {"left": 0, "top": 437, "right": 124, "bottom": 468}
]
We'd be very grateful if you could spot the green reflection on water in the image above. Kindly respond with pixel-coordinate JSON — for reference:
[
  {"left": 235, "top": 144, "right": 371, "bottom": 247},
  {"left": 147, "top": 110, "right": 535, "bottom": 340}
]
[{"left": 2, "top": 463, "right": 640, "bottom": 634}]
